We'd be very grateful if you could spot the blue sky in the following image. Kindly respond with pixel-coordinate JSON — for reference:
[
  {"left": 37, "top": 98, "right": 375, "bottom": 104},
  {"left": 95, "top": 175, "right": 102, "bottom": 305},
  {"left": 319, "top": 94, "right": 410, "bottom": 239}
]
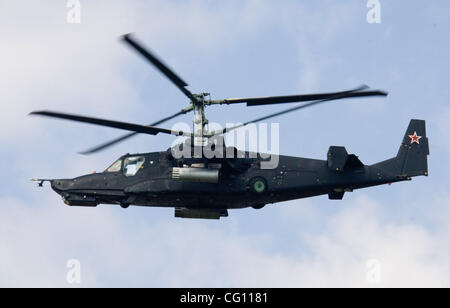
[{"left": 0, "top": 0, "right": 449, "bottom": 287}]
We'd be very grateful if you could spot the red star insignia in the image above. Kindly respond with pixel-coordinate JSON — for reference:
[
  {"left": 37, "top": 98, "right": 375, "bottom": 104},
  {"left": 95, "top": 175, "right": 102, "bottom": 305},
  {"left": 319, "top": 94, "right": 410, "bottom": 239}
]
[{"left": 408, "top": 131, "right": 422, "bottom": 144}]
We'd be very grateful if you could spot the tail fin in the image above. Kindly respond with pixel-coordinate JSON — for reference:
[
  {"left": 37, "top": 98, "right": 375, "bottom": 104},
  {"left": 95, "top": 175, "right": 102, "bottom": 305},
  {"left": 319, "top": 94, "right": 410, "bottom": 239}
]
[
  {"left": 396, "top": 119, "right": 429, "bottom": 176},
  {"left": 374, "top": 119, "right": 429, "bottom": 177}
]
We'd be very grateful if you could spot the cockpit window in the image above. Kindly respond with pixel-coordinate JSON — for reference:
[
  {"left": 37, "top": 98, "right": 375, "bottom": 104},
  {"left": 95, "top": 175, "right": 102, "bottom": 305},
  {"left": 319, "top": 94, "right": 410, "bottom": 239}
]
[
  {"left": 123, "top": 156, "right": 145, "bottom": 176},
  {"left": 105, "top": 159, "right": 122, "bottom": 172}
]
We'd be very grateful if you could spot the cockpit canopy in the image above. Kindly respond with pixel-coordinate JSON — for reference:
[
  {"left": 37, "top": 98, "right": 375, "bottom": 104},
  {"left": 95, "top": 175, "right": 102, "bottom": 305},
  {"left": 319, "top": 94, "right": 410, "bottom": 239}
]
[
  {"left": 105, "top": 155, "right": 145, "bottom": 176},
  {"left": 105, "top": 159, "right": 122, "bottom": 172}
]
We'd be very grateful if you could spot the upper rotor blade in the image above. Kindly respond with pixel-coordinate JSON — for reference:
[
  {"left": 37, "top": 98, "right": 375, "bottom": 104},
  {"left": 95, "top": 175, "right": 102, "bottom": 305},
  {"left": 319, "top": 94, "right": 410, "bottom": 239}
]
[
  {"left": 79, "top": 109, "right": 189, "bottom": 154},
  {"left": 210, "top": 87, "right": 388, "bottom": 136},
  {"left": 122, "top": 34, "right": 198, "bottom": 103},
  {"left": 29, "top": 111, "right": 192, "bottom": 137},
  {"left": 220, "top": 86, "right": 387, "bottom": 106}
]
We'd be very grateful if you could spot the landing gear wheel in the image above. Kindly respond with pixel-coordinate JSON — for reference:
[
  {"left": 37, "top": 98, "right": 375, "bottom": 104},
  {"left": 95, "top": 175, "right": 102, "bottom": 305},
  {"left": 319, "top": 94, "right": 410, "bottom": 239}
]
[
  {"left": 120, "top": 203, "right": 130, "bottom": 209},
  {"left": 249, "top": 177, "right": 267, "bottom": 194}
]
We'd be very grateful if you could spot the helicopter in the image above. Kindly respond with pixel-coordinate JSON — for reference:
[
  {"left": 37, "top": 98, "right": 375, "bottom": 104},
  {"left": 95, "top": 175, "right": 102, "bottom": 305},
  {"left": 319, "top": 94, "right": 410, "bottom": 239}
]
[{"left": 30, "top": 34, "right": 429, "bottom": 219}]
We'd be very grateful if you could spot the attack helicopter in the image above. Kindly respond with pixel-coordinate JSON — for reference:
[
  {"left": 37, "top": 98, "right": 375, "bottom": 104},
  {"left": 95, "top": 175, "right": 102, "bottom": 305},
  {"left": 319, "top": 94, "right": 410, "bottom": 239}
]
[{"left": 30, "top": 34, "right": 429, "bottom": 219}]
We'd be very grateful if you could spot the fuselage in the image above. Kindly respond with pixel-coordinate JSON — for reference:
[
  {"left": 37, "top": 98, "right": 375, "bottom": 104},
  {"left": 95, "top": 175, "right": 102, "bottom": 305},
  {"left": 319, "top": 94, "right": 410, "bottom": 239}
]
[{"left": 50, "top": 148, "right": 403, "bottom": 210}]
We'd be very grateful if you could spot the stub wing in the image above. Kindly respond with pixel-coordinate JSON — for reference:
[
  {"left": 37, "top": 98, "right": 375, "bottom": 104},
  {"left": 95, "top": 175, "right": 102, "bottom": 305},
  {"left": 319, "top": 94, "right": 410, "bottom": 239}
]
[{"left": 175, "top": 208, "right": 229, "bottom": 220}]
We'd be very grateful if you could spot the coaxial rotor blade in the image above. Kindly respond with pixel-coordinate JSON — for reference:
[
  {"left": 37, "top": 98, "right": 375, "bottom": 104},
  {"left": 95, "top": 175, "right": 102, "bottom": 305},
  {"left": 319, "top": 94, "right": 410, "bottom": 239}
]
[
  {"left": 29, "top": 110, "right": 192, "bottom": 137},
  {"left": 209, "top": 87, "right": 388, "bottom": 136},
  {"left": 79, "top": 108, "right": 192, "bottom": 154},
  {"left": 121, "top": 34, "right": 199, "bottom": 104},
  {"left": 214, "top": 85, "right": 387, "bottom": 106}
]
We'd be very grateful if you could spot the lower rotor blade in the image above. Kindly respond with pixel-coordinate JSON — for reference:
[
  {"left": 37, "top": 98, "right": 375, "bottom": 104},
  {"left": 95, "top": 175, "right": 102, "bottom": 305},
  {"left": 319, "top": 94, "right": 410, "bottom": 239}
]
[
  {"left": 79, "top": 109, "right": 188, "bottom": 154},
  {"left": 29, "top": 110, "right": 191, "bottom": 137}
]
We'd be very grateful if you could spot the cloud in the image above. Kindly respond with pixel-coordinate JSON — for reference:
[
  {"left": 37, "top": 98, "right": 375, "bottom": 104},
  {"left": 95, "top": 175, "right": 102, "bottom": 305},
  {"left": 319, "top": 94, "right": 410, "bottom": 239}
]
[{"left": 1, "top": 194, "right": 449, "bottom": 287}]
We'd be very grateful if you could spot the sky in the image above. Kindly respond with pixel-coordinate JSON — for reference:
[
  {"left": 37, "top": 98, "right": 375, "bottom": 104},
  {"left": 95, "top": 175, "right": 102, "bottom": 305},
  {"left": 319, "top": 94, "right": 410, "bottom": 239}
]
[{"left": 0, "top": 0, "right": 449, "bottom": 287}]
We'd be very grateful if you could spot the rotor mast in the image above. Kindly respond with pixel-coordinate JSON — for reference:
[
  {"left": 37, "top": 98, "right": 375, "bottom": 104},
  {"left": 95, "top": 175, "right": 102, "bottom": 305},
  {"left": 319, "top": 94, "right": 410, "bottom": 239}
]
[{"left": 192, "top": 93, "right": 211, "bottom": 146}]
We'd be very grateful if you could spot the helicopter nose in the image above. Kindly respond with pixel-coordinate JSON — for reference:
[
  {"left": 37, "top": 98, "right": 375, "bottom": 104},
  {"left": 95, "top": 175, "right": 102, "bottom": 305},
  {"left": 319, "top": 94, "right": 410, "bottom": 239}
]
[{"left": 50, "top": 179, "right": 73, "bottom": 192}]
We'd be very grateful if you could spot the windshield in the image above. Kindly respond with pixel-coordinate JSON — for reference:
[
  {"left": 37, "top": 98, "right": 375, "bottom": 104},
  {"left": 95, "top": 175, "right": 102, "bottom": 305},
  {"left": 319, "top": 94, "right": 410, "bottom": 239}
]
[
  {"left": 105, "top": 159, "right": 122, "bottom": 172},
  {"left": 123, "top": 156, "right": 145, "bottom": 176}
]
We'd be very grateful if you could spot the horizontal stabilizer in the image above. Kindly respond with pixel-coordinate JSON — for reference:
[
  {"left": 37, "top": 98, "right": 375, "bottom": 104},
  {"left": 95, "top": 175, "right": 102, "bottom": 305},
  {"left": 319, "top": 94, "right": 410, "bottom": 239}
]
[
  {"left": 327, "top": 146, "right": 364, "bottom": 171},
  {"left": 327, "top": 146, "right": 348, "bottom": 171},
  {"left": 345, "top": 154, "right": 364, "bottom": 169}
]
